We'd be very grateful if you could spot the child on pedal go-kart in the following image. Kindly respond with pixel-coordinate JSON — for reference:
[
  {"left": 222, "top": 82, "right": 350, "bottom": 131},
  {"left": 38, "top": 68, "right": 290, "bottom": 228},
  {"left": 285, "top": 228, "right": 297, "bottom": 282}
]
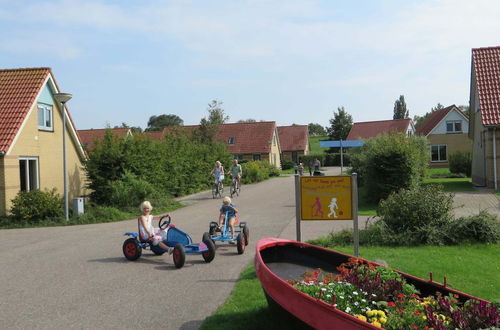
[
  {"left": 218, "top": 196, "right": 238, "bottom": 244},
  {"left": 138, "top": 201, "right": 173, "bottom": 254}
]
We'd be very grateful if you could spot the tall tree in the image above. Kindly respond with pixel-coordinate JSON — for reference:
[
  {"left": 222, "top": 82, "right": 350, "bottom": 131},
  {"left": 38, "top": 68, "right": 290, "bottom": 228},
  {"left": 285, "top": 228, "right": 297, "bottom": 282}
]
[
  {"left": 393, "top": 95, "right": 409, "bottom": 119},
  {"left": 113, "top": 122, "right": 142, "bottom": 133},
  {"left": 413, "top": 103, "right": 444, "bottom": 130},
  {"left": 328, "top": 106, "right": 353, "bottom": 140},
  {"left": 237, "top": 118, "right": 256, "bottom": 123},
  {"left": 308, "top": 123, "right": 326, "bottom": 136},
  {"left": 145, "top": 114, "right": 183, "bottom": 131},
  {"left": 193, "top": 100, "right": 228, "bottom": 142}
]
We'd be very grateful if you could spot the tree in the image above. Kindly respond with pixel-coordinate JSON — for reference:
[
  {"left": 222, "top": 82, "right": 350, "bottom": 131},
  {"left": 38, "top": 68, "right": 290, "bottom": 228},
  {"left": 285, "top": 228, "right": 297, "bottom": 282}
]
[
  {"left": 237, "top": 118, "right": 256, "bottom": 123},
  {"left": 193, "top": 100, "right": 228, "bottom": 142},
  {"left": 113, "top": 122, "right": 142, "bottom": 133},
  {"left": 393, "top": 95, "right": 409, "bottom": 119},
  {"left": 413, "top": 103, "right": 444, "bottom": 130},
  {"left": 308, "top": 123, "right": 326, "bottom": 136},
  {"left": 327, "top": 106, "right": 353, "bottom": 141},
  {"left": 145, "top": 114, "right": 183, "bottom": 131}
]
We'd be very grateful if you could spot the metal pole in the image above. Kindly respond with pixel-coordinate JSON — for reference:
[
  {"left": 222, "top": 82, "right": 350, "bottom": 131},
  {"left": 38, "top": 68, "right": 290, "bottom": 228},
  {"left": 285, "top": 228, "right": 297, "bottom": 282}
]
[
  {"left": 340, "top": 139, "right": 343, "bottom": 174},
  {"left": 352, "top": 173, "right": 359, "bottom": 256},
  {"left": 62, "top": 101, "right": 69, "bottom": 221},
  {"left": 294, "top": 174, "right": 301, "bottom": 242}
]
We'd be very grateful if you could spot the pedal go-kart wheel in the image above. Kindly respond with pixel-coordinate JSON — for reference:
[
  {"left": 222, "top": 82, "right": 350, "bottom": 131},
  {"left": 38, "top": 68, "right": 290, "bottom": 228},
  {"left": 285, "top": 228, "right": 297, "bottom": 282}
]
[
  {"left": 236, "top": 234, "right": 245, "bottom": 254},
  {"left": 201, "top": 237, "right": 216, "bottom": 263},
  {"left": 123, "top": 238, "right": 142, "bottom": 261},
  {"left": 209, "top": 222, "right": 218, "bottom": 235},
  {"left": 243, "top": 226, "right": 249, "bottom": 246},
  {"left": 172, "top": 243, "right": 186, "bottom": 269}
]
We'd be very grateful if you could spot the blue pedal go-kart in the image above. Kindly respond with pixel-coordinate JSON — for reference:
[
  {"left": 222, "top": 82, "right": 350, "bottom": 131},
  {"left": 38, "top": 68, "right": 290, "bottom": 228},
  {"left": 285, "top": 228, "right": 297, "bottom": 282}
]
[
  {"left": 205, "top": 209, "right": 249, "bottom": 254},
  {"left": 123, "top": 215, "right": 216, "bottom": 268}
]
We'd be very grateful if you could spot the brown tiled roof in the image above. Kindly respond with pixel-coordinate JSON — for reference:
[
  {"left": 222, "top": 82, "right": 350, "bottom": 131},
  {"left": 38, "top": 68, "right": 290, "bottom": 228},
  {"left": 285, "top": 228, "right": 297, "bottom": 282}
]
[
  {"left": 277, "top": 125, "right": 308, "bottom": 151},
  {"left": 415, "top": 105, "right": 457, "bottom": 136},
  {"left": 77, "top": 128, "right": 131, "bottom": 149},
  {"left": 162, "top": 122, "right": 278, "bottom": 154},
  {"left": 472, "top": 46, "right": 500, "bottom": 126},
  {"left": 0, "top": 68, "right": 51, "bottom": 153},
  {"left": 346, "top": 119, "right": 412, "bottom": 140}
]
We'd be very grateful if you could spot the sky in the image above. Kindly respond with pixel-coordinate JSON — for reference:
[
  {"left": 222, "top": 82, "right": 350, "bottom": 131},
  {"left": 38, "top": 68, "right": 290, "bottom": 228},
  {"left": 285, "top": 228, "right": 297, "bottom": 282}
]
[{"left": 1, "top": 0, "right": 500, "bottom": 130}]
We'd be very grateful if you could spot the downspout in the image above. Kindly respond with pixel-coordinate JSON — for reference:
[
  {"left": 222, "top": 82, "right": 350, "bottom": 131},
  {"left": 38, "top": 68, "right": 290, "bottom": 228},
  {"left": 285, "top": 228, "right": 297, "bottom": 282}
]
[{"left": 494, "top": 128, "right": 497, "bottom": 190}]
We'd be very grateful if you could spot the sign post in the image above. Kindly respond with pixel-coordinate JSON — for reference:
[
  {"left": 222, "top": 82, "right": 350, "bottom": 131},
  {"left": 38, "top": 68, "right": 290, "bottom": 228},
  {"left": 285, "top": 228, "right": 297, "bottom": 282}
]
[{"left": 294, "top": 174, "right": 301, "bottom": 242}]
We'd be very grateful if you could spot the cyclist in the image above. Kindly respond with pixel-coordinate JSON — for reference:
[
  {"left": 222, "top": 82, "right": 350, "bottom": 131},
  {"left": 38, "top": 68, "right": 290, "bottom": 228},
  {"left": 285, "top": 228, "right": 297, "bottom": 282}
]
[
  {"left": 229, "top": 159, "right": 243, "bottom": 189},
  {"left": 210, "top": 160, "right": 225, "bottom": 191}
]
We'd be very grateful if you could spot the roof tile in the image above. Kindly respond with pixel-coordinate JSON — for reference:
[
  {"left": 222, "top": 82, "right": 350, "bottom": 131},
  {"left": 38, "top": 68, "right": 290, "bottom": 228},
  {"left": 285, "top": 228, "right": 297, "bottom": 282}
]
[
  {"left": 346, "top": 119, "right": 412, "bottom": 140},
  {"left": 472, "top": 46, "right": 500, "bottom": 125},
  {"left": 277, "top": 125, "right": 308, "bottom": 151}
]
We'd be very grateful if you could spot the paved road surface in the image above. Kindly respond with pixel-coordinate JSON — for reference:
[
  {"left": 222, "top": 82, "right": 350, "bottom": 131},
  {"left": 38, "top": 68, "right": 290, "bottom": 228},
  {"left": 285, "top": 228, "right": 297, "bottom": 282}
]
[{"left": 0, "top": 168, "right": 355, "bottom": 330}]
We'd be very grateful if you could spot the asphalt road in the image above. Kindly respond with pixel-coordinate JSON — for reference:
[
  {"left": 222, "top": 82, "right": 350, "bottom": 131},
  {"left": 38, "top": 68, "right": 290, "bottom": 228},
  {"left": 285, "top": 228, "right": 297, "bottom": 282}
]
[{"left": 0, "top": 169, "right": 356, "bottom": 330}]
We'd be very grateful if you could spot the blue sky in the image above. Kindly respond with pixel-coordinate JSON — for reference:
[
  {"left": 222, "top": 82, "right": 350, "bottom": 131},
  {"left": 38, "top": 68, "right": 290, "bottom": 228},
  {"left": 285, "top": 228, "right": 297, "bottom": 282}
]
[{"left": 1, "top": 0, "right": 499, "bottom": 130}]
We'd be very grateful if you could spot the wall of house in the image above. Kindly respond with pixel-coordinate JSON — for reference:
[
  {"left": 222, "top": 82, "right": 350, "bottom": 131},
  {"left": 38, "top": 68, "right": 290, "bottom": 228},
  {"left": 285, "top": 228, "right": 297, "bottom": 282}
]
[
  {"left": 484, "top": 128, "right": 500, "bottom": 188},
  {"left": 470, "top": 76, "right": 487, "bottom": 186},
  {"left": 431, "top": 110, "right": 469, "bottom": 135},
  {"left": 2, "top": 100, "right": 87, "bottom": 215},
  {"left": 0, "top": 156, "right": 6, "bottom": 214},
  {"left": 270, "top": 130, "right": 281, "bottom": 168},
  {"left": 427, "top": 133, "right": 472, "bottom": 168},
  {"left": 281, "top": 150, "right": 306, "bottom": 162}
]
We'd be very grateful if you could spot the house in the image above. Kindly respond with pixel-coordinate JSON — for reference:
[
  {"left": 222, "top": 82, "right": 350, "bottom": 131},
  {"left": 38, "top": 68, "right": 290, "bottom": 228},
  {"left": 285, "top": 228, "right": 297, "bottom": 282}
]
[
  {"left": 469, "top": 46, "right": 500, "bottom": 189},
  {"left": 277, "top": 125, "right": 309, "bottom": 163},
  {"left": 416, "top": 105, "right": 472, "bottom": 168},
  {"left": 346, "top": 118, "right": 415, "bottom": 140},
  {"left": 0, "top": 68, "right": 87, "bottom": 215},
  {"left": 77, "top": 127, "right": 132, "bottom": 150},
  {"left": 162, "top": 121, "right": 282, "bottom": 167}
]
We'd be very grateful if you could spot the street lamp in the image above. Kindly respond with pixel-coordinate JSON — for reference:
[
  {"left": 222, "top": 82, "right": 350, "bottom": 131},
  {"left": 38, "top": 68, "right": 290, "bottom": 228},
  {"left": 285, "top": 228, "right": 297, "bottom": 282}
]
[{"left": 53, "top": 93, "right": 73, "bottom": 220}]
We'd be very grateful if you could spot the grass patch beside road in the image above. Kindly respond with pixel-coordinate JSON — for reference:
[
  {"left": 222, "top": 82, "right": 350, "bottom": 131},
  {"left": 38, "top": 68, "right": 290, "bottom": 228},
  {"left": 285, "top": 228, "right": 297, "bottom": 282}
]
[
  {"left": 201, "top": 244, "right": 500, "bottom": 329},
  {"left": 423, "top": 177, "right": 475, "bottom": 192}
]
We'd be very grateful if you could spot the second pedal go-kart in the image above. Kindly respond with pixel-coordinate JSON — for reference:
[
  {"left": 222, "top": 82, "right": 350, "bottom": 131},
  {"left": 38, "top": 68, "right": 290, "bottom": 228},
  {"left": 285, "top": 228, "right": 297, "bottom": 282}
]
[
  {"left": 205, "top": 209, "right": 249, "bottom": 254},
  {"left": 122, "top": 215, "right": 216, "bottom": 268}
]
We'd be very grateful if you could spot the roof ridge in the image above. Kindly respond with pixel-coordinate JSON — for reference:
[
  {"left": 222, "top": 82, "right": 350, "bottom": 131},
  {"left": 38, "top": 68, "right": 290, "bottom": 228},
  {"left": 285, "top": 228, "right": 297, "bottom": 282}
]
[
  {"left": 0, "top": 67, "right": 52, "bottom": 72},
  {"left": 353, "top": 118, "right": 410, "bottom": 124}
]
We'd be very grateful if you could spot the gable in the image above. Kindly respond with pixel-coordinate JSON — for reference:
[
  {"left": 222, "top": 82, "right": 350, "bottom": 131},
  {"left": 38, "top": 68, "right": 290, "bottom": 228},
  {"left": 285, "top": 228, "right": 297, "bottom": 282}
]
[{"left": 429, "top": 108, "right": 469, "bottom": 135}]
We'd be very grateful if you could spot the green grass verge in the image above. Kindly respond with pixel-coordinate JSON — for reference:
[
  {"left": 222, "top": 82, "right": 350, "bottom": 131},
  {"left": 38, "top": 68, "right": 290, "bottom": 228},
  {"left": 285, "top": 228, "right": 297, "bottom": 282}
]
[
  {"left": 201, "top": 244, "right": 500, "bottom": 329},
  {"left": 309, "top": 135, "right": 329, "bottom": 155},
  {"left": 423, "top": 177, "right": 475, "bottom": 192},
  {"left": 426, "top": 167, "right": 451, "bottom": 176}
]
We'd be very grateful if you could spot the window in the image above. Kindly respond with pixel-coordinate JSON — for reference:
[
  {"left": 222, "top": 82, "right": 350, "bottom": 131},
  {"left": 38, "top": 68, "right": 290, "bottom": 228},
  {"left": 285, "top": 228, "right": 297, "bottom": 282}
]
[
  {"left": 446, "top": 120, "right": 462, "bottom": 133},
  {"left": 38, "top": 103, "right": 53, "bottom": 131},
  {"left": 228, "top": 137, "right": 235, "bottom": 145},
  {"left": 19, "top": 157, "right": 39, "bottom": 191},
  {"left": 431, "top": 145, "right": 447, "bottom": 162},
  {"left": 292, "top": 151, "right": 298, "bottom": 162},
  {"left": 253, "top": 154, "right": 261, "bottom": 161}
]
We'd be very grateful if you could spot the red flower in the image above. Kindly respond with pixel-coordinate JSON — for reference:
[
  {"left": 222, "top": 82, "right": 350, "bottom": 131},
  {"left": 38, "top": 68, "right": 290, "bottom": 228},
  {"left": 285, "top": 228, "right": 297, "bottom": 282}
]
[
  {"left": 388, "top": 302, "right": 396, "bottom": 307},
  {"left": 398, "top": 309, "right": 403, "bottom": 314},
  {"left": 397, "top": 293, "right": 405, "bottom": 298},
  {"left": 412, "top": 325, "right": 418, "bottom": 329},
  {"left": 413, "top": 311, "right": 420, "bottom": 315},
  {"left": 411, "top": 294, "right": 420, "bottom": 299}
]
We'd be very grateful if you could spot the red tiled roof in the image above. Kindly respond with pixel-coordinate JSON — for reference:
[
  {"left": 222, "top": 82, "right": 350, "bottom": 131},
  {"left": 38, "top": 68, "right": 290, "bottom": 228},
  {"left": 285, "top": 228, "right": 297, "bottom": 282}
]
[
  {"left": 277, "top": 125, "right": 308, "bottom": 151},
  {"left": 0, "top": 68, "right": 51, "bottom": 153},
  {"left": 346, "top": 119, "right": 412, "bottom": 140},
  {"left": 162, "top": 122, "right": 277, "bottom": 154},
  {"left": 472, "top": 46, "right": 500, "bottom": 126},
  {"left": 77, "top": 128, "right": 131, "bottom": 149},
  {"left": 415, "top": 105, "right": 457, "bottom": 136}
]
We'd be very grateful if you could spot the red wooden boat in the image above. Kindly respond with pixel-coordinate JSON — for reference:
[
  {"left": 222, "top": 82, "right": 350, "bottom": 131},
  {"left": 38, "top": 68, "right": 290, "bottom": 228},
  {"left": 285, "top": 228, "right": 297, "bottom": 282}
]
[{"left": 255, "top": 238, "right": 490, "bottom": 330}]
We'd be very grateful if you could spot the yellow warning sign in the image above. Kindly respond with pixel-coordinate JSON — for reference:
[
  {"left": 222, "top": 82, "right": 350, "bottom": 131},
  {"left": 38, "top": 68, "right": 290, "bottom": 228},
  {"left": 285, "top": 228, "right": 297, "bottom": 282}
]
[{"left": 300, "top": 176, "right": 352, "bottom": 220}]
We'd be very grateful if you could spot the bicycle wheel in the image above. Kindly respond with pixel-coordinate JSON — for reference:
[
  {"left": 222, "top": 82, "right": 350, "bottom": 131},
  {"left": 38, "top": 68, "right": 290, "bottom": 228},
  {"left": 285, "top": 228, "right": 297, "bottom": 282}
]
[
  {"left": 212, "top": 183, "right": 217, "bottom": 199},
  {"left": 218, "top": 182, "right": 223, "bottom": 198},
  {"left": 230, "top": 183, "right": 236, "bottom": 198}
]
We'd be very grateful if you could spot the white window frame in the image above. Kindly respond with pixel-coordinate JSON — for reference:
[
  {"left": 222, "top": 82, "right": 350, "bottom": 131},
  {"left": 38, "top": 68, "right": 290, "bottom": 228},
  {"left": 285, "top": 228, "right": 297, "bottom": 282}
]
[
  {"left": 228, "top": 137, "right": 235, "bottom": 145},
  {"left": 19, "top": 157, "right": 39, "bottom": 191},
  {"left": 446, "top": 120, "right": 462, "bottom": 133},
  {"left": 431, "top": 144, "right": 447, "bottom": 162},
  {"left": 38, "top": 103, "right": 53, "bottom": 131}
]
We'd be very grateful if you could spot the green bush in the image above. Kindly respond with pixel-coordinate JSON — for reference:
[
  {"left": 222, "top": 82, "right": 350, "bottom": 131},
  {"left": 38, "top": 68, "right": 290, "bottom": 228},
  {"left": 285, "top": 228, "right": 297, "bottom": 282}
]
[
  {"left": 441, "top": 211, "right": 500, "bottom": 244},
  {"left": 377, "top": 184, "right": 454, "bottom": 245},
  {"left": 241, "top": 161, "right": 280, "bottom": 184},
  {"left": 10, "top": 189, "right": 63, "bottom": 223},
  {"left": 350, "top": 133, "right": 428, "bottom": 203},
  {"left": 281, "top": 160, "right": 295, "bottom": 170},
  {"left": 449, "top": 151, "right": 472, "bottom": 177},
  {"left": 73, "top": 204, "right": 131, "bottom": 224}
]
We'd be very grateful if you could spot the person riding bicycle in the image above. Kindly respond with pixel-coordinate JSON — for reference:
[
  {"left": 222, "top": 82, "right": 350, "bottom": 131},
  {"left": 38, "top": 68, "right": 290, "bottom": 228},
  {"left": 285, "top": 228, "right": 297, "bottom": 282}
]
[
  {"left": 210, "top": 161, "right": 225, "bottom": 190},
  {"left": 229, "top": 159, "right": 243, "bottom": 188},
  {"left": 218, "top": 196, "right": 238, "bottom": 243}
]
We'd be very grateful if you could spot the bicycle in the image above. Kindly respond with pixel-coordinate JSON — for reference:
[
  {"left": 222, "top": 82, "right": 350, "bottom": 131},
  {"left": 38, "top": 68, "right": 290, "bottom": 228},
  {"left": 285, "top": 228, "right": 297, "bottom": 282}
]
[
  {"left": 230, "top": 176, "right": 241, "bottom": 198},
  {"left": 212, "top": 180, "right": 224, "bottom": 199}
]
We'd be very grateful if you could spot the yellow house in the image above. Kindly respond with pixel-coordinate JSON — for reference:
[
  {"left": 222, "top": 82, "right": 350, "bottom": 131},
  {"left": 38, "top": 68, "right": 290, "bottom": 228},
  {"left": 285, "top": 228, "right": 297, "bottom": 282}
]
[{"left": 0, "top": 68, "right": 87, "bottom": 215}]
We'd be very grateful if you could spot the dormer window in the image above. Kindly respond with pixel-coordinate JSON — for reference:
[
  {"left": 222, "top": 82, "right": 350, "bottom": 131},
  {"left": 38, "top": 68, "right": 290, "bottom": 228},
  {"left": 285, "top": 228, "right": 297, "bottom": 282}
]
[
  {"left": 228, "top": 137, "right": 235, "bottom": 145},
  {"left": 38, "top": 103, "right": 53, "bottom": 131},
  {"left": 446, "top": 120, "right": 462, "bottom": 133}
]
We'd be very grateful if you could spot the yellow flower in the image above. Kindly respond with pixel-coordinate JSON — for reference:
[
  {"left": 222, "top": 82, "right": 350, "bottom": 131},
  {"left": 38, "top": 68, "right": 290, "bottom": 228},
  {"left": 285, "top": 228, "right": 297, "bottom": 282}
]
[
  {"left": 371, "top": 321, "right": 382, "bottom": 328},
  {"left": 377, "top": 310, "right": 386, "bottom": 317},
  {"left": 379, "top": 317, "right": 387, "bottom": 324},
  {"left": 366, "top": 311, "right": 375, "bottom": 317},
  {"left": 356, "top": 315, "right": 367, "bottom": 322}
]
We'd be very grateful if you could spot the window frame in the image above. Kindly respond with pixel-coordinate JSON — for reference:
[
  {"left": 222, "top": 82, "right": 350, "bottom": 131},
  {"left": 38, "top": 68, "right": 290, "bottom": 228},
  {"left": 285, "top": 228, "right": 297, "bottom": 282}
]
[
  {"left": 446, "top": 120, "right": 462, "bottom": 133},
  {"left": 228, "top": 137, "right": 235, "bottom": 145},
  {"left": 38, "top": 103, "right": 54, "bottom": 131},
  {"left": 19, "top": 157, "right": 39, "bottom": 191},
  {"left": 430, "top": 144, "right": 447, "bottom": 162},
  {"left": 253, "top": 154, "right": 261, "bottom": 161}
]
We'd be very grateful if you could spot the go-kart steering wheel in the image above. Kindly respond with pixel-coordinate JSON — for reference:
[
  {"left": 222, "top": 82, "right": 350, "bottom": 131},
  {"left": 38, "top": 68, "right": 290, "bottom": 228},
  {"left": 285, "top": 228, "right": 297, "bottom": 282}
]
[{"left": 158, "top": 215, "right": 171, "bottom": 230}]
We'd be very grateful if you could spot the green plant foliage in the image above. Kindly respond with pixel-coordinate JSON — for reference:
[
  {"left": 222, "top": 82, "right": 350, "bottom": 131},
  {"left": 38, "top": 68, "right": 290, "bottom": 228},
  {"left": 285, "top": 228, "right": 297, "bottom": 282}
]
[
  {"left": 377, "top": 184, "right": 455, "bottom": 245},
  {"left": 10, "top": 189, "right": 63, "bottom": 223},
  {"left": 350, "top": 133, "right": 428, "bottom": 203},
  {"left": 281, "top": 159, "right": 296, "bottom": 170},
  {"left": 442, "top": 211, "right": 500, "bottom": 244},
  {"left": 241, "top": 161, "right": 280, "bottom": 184},
  {"left": 448, "top": 151, "right": 472, "bottom": 177}
]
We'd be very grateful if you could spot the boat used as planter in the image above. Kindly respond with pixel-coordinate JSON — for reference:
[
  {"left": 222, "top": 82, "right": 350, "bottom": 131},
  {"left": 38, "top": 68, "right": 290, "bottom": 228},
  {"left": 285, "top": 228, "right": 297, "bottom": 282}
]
[{"left": 255, "top": 238, "right": 490, "bottom": 330}]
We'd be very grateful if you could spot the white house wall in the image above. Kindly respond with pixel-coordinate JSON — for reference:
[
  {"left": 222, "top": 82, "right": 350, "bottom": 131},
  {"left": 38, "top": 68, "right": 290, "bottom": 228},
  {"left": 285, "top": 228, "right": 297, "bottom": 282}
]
[{"left": 430, "top": 109, "right": 469, "bottom": 135}]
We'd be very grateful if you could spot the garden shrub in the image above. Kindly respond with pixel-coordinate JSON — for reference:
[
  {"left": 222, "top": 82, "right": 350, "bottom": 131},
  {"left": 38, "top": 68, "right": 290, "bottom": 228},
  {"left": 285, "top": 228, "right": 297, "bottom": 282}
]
[
  {"left": 351, "top": 133, "right": 428, "bottom": 202},
  {"left": 441, "top": 211, "right": 500, "bottom": 244},
  {"left": 10, "top": 189, "right": 63, "bottom": 223},
  {"left": 377, "top": 184, "right": 454, "bottom": 245},
  {"left": 281, "top": 160, "right": 295, "bottom": 170},
  {"left": 449, "top": 151, "right": 472, "bottom": 177},
  {"left": 241, "top": 161, "right": 279, "bottom": 184},
  {"left": 72, "top": 204, "right": 130, "bottom": 224}
]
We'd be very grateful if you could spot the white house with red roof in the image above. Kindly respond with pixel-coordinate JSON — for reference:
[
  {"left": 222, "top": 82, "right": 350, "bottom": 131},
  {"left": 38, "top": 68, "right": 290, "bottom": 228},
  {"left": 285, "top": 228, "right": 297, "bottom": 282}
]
[
  {"left": 416, "top": 105, "right": 471, "bottom": 168},
  {"left": 469, "top": 46, "right": 500, "bottom": 189},
  {"left": 277, "top": 125, "right": 309, "bottom": 163},
  {"left": 346, "top": 118, "right": 415, "bottom": 140},
  {"left": 0, "top": 68, "right": 87, "bottom": 215}
]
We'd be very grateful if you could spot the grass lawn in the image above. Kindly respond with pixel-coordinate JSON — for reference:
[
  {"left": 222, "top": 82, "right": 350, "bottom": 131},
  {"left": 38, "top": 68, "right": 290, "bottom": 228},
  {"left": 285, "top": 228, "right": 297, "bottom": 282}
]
[
  {"left": 309, "top": 135, "right": 329, "bottom": 155},
  {"left": 201, "top": 244, "right": 500, "bottom": 329},
  {"left": 423, "top": 177, "right": 475, "bottom": 192}
]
